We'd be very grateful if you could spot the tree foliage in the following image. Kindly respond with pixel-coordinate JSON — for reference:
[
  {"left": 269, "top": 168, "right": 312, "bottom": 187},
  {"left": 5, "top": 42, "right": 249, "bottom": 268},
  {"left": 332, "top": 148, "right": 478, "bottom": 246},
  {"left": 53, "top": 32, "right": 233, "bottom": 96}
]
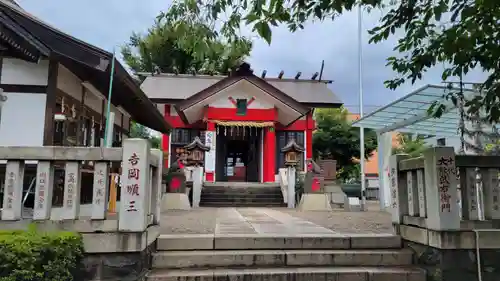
[
  {"left": 313, "top": 108, "right": 377, "bottom": 181},
  {"left": 392, "top": 133, "right": 430, "bottom": 157},
  {"left": 129, "top": 122, "right": 161, "bottom": 149},
  {"left": 167, "top": 0, "right": 500, "bottom": 122},
  {"left": 122, "top": 9, "right": 252, "bottom": 75}
]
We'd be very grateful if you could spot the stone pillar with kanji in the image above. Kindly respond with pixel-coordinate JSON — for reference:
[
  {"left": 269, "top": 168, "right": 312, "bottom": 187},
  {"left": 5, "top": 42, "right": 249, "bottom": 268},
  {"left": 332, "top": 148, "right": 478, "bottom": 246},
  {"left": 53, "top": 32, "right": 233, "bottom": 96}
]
[
  {"left": 119, "top": 138, "right": 151, "bottom": 232},
  {"left": 298, "top": 159, "right": 332, "bottom": 211},
  {"left": 423, "top": 147, "right": 460, "bottom": 230}
]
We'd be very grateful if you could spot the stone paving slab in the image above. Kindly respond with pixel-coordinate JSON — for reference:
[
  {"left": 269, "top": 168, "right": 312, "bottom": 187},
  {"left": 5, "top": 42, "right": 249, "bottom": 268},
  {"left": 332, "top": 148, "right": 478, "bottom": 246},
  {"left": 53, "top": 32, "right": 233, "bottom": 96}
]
[{"left": 160, "top": 205, "right": 393, "bottom": 235}]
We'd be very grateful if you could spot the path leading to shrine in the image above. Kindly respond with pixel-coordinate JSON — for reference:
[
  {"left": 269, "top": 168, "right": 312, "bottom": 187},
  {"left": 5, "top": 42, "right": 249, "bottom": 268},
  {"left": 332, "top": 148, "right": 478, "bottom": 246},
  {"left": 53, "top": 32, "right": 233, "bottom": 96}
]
[
  {"left": 150, "top": 205, "right": 426, "bottom": 280},
  {"left": 160, "top": 202, "right": 393, "bottom": 235}
]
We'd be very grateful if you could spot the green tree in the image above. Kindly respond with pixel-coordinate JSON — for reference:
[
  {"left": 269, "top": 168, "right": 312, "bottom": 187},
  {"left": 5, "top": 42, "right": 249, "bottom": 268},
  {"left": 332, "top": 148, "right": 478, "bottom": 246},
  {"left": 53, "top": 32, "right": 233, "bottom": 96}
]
[
  {"left": 392, "top": 134, "right": 430, "bottom": 157},
  {"left": 313, "top": 108, "right": 377, "bottom": 181},
  {"left": 121, "top": 10, "right": 252, "bottom": 75},
  {"left": 165, "top": 0, "right": 500, "bottom": 122},
  {"left": 129, "top": 121, "right": 161, "bottom": 149}
]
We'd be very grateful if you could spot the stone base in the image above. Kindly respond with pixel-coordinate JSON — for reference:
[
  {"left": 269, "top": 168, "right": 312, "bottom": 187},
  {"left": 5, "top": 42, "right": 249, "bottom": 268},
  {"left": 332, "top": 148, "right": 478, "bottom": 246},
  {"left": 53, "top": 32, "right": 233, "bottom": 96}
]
[
  {"left": 161, "top": 193, "right": 191, "bottom": 210},
  {"left": 324, "top": 183, "right": 348, "bottom": 208},
  {"left": 344, "top": 197, "right": 363, "bottom": 212},
  {"left": 406, "top": 241, "right": 500, "bottom": 281},
  {"left": 82, "top": 243, "right": 153, "bottom": 281},
  {"left": 298, "top": 193, "right": 332, "bottom": 211}
]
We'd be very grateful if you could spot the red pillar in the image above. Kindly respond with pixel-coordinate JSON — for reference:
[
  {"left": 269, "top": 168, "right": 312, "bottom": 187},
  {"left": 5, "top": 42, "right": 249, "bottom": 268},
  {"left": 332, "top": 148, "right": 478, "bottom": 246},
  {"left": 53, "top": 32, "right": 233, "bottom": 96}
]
[
  {"left": 306, "top": 112, "right": 314, "bottom": 159},
  {"left": 162, "top": 104, "right": 171, "bottom": 168},
  {"left": 263, "top": 126, "right": 276, "bottom": 182}
]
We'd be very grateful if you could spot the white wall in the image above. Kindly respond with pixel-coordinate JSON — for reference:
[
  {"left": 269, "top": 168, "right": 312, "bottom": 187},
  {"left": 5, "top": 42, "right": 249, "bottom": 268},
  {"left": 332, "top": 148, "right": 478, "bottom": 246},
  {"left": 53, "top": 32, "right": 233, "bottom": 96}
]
[
  {"left": 0, "top": 92, "right": 46, "bottom": 146},
  {"left": 0, "top": 58, "right": 49, "bottom": 147},
  {"left": 1, "top": 58, "right": 49, "bottom": 85}
]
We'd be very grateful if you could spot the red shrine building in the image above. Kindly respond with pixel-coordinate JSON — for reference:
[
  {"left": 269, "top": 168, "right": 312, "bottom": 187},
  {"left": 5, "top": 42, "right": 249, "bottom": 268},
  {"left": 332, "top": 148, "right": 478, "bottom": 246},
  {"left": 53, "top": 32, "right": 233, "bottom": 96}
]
[{"left": 141, "top": 63, "right": 342, "bottom": 183}]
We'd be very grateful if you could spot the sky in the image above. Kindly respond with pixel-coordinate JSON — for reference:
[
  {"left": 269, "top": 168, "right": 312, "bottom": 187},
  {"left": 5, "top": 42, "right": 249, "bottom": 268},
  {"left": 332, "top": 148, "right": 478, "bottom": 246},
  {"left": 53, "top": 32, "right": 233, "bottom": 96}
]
[{"left": 18, "top": 0, "right": 486, "bottom": 114}]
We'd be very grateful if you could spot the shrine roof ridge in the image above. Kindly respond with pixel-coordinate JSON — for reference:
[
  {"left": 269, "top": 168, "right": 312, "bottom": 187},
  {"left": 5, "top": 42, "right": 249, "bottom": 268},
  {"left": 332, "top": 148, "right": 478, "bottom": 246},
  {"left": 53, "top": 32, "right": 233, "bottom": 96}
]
[{"left": 136, "top": 72, "right": 333, "bottom": 84}]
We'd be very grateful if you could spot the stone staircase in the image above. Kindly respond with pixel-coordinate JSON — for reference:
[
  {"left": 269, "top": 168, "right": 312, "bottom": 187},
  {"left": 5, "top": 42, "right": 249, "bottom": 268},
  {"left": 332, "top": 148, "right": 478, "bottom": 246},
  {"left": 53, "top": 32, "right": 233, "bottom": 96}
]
[
  {"left": 147, "top": 234, "right": 425, "bottom": 281},
  {"left": 199, "top": 182, "right": 286, "bottom": 207}
]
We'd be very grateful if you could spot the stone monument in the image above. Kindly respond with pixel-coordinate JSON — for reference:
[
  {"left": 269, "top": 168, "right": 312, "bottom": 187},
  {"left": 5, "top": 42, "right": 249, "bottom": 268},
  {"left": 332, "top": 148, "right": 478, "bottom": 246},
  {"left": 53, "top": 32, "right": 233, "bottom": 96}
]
[
  {"left": 318, "top": 159, "right": 348, "bottom": 208},
  {"left": 298, "top": 159, "right": 332, "bottom": 211},
  {"left": 162, "top": 137, "right": 209, "bottom": 210}
]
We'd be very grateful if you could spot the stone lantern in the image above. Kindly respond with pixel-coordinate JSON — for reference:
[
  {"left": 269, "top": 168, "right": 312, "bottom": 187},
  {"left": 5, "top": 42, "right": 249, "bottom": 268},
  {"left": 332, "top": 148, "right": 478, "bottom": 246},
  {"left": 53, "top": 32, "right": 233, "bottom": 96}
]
[
  {"left": 281, "top": 139, "right": 305, "bottom": 167},
  {"left": 281, "top": 139, "right": 304, "bottom": 208},
  {"left": 183, "top": 136, "right": 210, "bottom": 167}
]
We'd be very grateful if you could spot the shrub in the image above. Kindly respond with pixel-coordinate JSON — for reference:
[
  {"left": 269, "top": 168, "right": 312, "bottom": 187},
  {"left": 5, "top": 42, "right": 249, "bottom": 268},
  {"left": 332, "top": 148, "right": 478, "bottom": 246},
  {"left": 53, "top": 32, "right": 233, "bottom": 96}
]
[{"left": 0, "top": 226, "right": 84, "bottom": 281}]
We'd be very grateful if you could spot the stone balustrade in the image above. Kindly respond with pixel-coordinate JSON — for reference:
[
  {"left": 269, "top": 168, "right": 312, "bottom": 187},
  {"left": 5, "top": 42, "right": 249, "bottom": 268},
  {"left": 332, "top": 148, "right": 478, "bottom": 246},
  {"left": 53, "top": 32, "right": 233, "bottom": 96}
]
[
  {"left": 391, "top": 147, "right": 500, "bottom": 248},
  {"left": 0, "top": 138, "right": 163, "bottom": 243},
  {"left": 391, "top": 147, "right": 500, "bottom": 281},
  {"left": 0, "top": 139, "right": 165, "bottom": 279}
]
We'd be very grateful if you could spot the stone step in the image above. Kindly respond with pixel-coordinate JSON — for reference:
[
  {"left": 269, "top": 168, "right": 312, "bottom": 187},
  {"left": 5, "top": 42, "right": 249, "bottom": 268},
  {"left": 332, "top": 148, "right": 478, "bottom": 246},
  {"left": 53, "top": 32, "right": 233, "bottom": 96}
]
[
  {"left": 157, "top": 234, "right": 402, "bottom": 251},
  {"left": 201, "top": 193, "right": 283, "bottom": 199},
  {"left": 200, "top": 202, "right": 286, "bottom": 207},
  {"left": 152, "top": 249, "right": 414, "bottom": 269},
  {"left": 200, "top": 196, "right": 284, "bottom": 203},
  {"left": 201, "top": 188, "right": 282, "bottom": 195},
  {"left": 147, "top": 266, "right": 425, "bottom": 281}
]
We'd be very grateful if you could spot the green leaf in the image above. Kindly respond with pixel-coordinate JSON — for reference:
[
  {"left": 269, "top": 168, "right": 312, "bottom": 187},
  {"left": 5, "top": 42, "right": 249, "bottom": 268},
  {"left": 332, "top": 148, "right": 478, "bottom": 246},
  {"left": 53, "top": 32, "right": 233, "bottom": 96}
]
[{"left": 254, "top": 21, "right": 272, "bottom": 44}]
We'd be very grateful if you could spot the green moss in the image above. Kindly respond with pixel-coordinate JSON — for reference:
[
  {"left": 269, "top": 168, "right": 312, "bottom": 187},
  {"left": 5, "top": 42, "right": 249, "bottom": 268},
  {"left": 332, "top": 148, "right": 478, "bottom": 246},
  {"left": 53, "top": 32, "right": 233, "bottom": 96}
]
[{"left": 0, "top": 226, "right": 84, "bottom": 281}]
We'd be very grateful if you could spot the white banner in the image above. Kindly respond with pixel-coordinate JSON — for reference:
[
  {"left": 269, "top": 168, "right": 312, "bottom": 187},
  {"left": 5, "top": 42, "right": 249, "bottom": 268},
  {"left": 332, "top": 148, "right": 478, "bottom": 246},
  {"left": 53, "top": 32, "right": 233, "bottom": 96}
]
[{"left": 205, "top": 131, "right": 216, "bottom": 172}]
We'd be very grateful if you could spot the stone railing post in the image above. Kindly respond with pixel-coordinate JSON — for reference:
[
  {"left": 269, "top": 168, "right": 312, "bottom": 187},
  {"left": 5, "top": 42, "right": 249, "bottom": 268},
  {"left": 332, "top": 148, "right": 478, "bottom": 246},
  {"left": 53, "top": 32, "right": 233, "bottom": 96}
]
[
  {"left": 423, "top": 147, "right": 460, "bottom": 230},
  {"left": 151, "top": 149, "right": 163, "bottom": 224},
  {"left": 480, "top": 168, "right": 500, "bottom": 220},
  {"left": 192, "top": 166, "right": 203, "bottom": 208},
  {"left": 119, "top": 138, "right": 151, "bottom": 232},
  {"left": 389, "top": 154, "right": 409, "bottom": 224},
  {"left": 287, "top": 166, "right": 296, "bottom": 208},
  {"left": 2, "top": 161, "right": 25, "bottom": 220}
]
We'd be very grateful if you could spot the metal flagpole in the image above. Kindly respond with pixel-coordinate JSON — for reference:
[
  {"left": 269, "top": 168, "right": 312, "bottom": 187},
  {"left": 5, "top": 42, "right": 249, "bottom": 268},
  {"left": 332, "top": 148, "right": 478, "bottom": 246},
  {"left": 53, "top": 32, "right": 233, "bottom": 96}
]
[
  {"left": 358, "top": 5, "right": 366, "bottom": 210},
  {"left": 103, "top": 49, "right": 116, "bottom": 148}
]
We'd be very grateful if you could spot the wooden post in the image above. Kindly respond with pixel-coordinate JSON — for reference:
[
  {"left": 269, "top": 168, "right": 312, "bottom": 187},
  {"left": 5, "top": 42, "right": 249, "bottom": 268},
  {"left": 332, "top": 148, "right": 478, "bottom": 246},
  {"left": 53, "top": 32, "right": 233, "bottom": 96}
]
[
  {"left": 389, "top": 154, "right": 410, "bottom": 224},
  {"left": 2, "top": 161, "right": 25, "bottom": 220},
  {"left": 91, "top": 162, "right": 109, "bottom": 219},
  {"left": 119, "top": 138, "right": 151, "bottom": 232},
  {"left": 33, "top": 161, "right": 55, "bottom": 220},
  {"left": 107, "top": 174, "right": 118, "bottom": 214},
  {"left": 423, "top": 147, "right": 460, "bottom": 230}
]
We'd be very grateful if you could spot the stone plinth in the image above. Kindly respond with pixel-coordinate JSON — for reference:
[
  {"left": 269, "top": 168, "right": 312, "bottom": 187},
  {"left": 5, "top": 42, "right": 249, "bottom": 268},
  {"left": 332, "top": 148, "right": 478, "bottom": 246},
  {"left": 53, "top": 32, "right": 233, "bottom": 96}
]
[
  {"left": 161, "top": 193, "right": 191, "bottom": 210},
  {"left": 324, "top": 183, "right": 347, "bottom": 208},
  {"left": 298, "top": 193, "right": 332, "bottom": 211}
]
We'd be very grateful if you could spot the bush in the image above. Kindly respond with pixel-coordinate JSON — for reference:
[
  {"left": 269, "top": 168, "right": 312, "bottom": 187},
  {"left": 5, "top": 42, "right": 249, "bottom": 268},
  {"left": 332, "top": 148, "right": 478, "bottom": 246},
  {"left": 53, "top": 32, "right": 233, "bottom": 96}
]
[{"left": 0, "top": 226, "right": 84, "bottom": 281}]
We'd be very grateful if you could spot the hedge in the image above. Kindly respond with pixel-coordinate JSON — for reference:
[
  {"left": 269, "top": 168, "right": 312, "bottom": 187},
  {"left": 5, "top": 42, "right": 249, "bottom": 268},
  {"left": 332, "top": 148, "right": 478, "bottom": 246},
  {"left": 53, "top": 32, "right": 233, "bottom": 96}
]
[{"left": 0, "top": 226, "right": 84, "bottom": 281}]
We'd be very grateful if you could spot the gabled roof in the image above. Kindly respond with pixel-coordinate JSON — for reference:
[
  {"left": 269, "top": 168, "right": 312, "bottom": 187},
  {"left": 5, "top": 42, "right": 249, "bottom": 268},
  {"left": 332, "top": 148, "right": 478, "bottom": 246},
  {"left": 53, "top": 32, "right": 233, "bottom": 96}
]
[
  {"left": 175, "top": 63, "right": 310, "bottom": 120},
  {"left": 0, "top": 1, "right": 171, "bottom": 133},
  {"left": 141, "top": 74, "right": 343, "bottom": 108}
]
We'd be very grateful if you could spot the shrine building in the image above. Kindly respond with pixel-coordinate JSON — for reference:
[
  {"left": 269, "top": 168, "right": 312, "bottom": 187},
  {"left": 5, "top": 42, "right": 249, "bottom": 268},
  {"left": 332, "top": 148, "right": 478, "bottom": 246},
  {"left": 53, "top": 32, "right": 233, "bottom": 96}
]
[{"left": 140, "top": 63, "right": 342, "bottom": 183}]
